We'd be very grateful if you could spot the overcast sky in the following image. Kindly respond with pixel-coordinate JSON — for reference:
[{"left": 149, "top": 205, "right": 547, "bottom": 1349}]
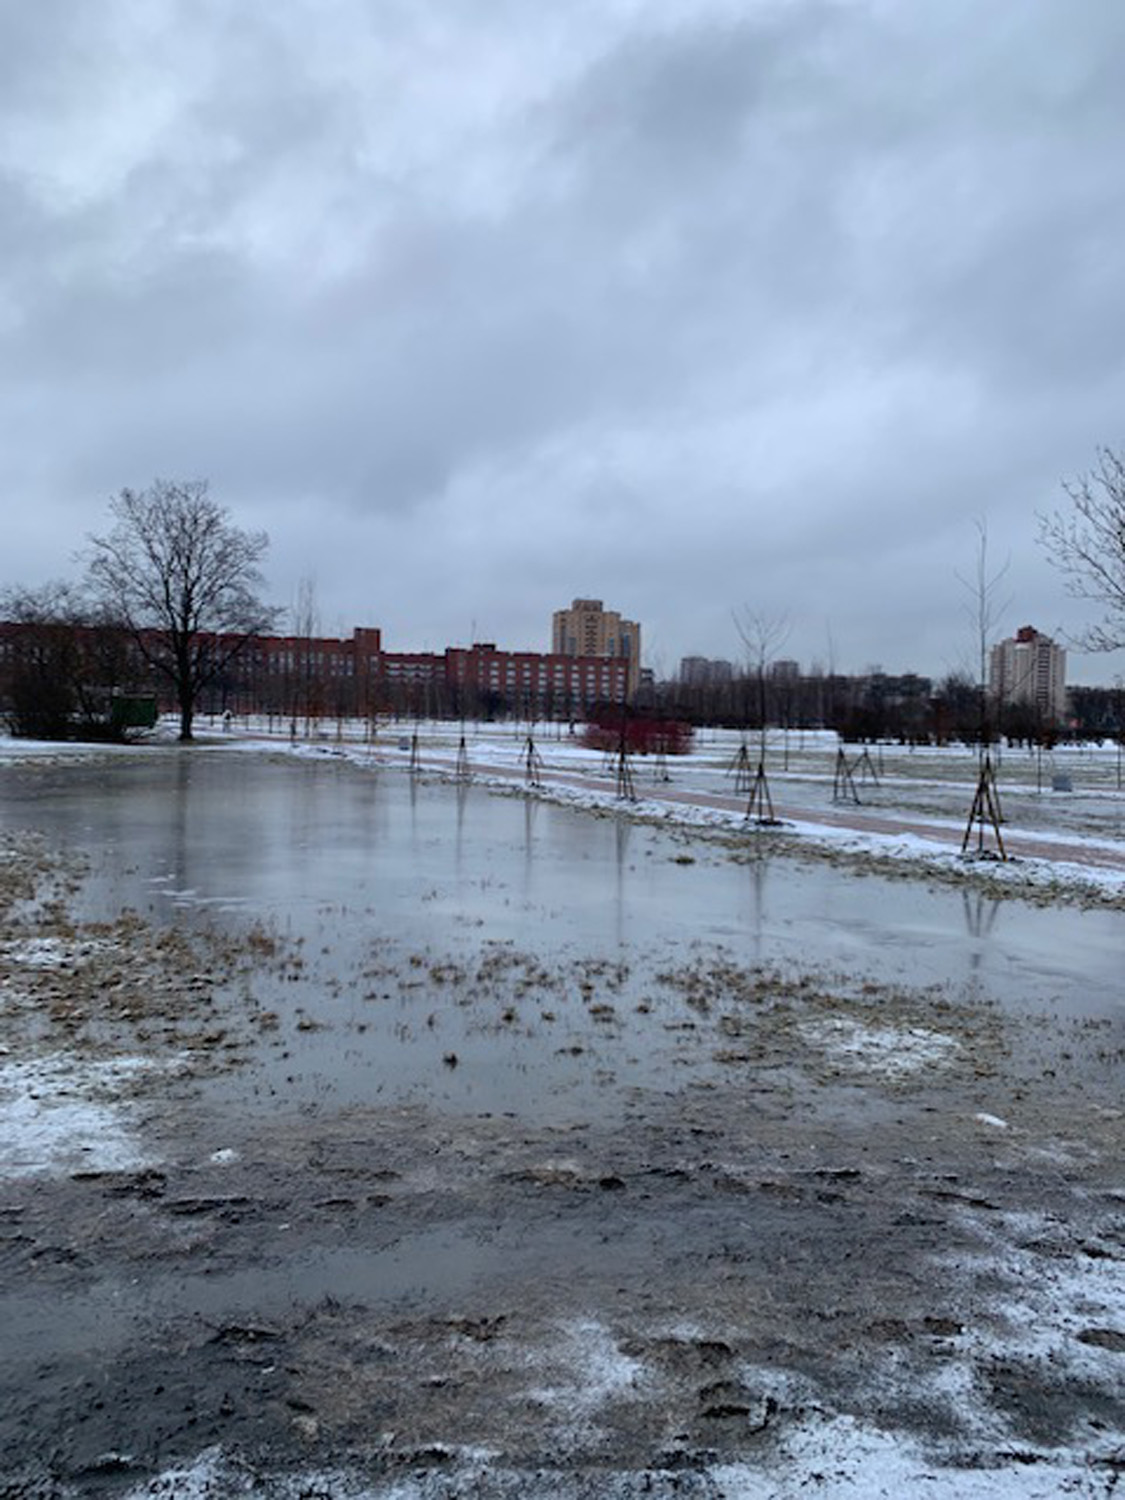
[{"left": 3, "top": 1, "right": 1125, "bottom": 685}]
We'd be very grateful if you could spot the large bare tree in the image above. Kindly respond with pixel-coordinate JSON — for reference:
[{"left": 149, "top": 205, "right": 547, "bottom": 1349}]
[
  {"left": 1039, "top": 446, "right": 1125, "bottom": 651},
  {"left": 88, "top": 479, "right": 275, "bottom": 741}
]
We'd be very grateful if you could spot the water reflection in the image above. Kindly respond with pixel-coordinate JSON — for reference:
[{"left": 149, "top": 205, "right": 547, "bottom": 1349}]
[
  {"left": 3, "top": 752, "right": 1122, "bottom": 1023},
  {"left": 170, "top": 751, "right": 191, "bottom": 868},
  {"left": 962, "top": 888, "right": 1002, "bottom": 976},
  {"left": 454, "top": 779, "right": 469, "bottom": 870},
  {"left": 745, "top": 843, "right": 768, "bottom": 961},
  {"left": 614, "top": 813, "right": 631, "bottom": 947},
  {"left": 523, "top": 793, "right": 538, "bottom": 873}
]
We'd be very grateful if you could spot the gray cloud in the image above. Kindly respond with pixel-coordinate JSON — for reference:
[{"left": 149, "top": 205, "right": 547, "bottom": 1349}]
[{"left": 2, "top": 1, "right": 1124, "bottom": 682}]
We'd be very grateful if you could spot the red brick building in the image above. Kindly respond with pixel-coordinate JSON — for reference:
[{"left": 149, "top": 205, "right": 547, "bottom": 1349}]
[
  {"left": 241, "top": 629, "right": 630, "bottom": 718},
  {"left": 2, "top": 619, "right": 631, "bottom": 723}
]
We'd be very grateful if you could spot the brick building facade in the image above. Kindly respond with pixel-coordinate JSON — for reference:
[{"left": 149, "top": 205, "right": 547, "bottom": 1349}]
[{"left": 1, "top": 620, "right": 632, "bottom": 723}]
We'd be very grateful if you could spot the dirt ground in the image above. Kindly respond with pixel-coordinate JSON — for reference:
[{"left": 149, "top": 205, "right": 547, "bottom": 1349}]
[{"left": 2, "top": 781, "right": 1124, "bottom": 1497}]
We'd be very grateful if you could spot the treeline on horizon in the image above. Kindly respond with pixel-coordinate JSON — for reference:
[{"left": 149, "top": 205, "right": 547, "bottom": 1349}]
[
  {"left": 1, "top": 600, "right": 1121, "bottom": 747},
  {"left": 6, "top": 438, "right": 1125, "bottom": 747}
]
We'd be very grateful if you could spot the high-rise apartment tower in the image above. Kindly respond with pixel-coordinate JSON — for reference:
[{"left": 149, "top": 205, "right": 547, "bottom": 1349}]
[
  {"left": 551, "top": 598, "right": 641, "bottom": 697},
  {"left": 988, "top": 625, "right": 1067, "bottom": 722}
]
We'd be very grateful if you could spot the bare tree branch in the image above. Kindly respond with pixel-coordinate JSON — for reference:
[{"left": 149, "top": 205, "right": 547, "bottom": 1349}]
[{"left": 1038, "top": 446, "right": 1125, "bottom": 652}]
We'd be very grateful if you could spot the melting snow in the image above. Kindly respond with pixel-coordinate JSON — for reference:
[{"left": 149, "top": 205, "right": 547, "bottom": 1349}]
[
  {"left": 0, "top": 1053, "right": 166, "bottom": 1178},
  {"left": 1, "top": 935, "right": 110, "bottom": 969},
  {"left": 798, "top": 1016, "right": 957, "bottom": 1078}
]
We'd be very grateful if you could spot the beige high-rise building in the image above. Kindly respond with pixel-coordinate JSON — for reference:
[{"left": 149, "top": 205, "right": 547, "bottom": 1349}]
[
  {"left": 552, "top": 598, "right": 641, "bottom": 697},
  {"left": 988, "top": 625, "right": 1067, "bottom": 722}
]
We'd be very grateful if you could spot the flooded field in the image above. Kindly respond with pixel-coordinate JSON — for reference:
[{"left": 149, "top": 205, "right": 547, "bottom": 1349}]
[{"left": 1, "top": 747, "right": 1123, "bottom": 1496}]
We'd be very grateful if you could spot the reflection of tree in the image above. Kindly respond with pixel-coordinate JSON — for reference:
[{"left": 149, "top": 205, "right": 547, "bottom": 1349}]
[
  {"left": 961, "top": 888, "right": 1001, "bottom": 975},
  {"left": 962, "top": 887, "right": 1001, "bottom": 942}
]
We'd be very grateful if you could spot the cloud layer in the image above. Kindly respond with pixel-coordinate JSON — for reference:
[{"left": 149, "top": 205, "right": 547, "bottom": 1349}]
[{"left": 3, "top": 1, "right": 1125, "bottom": 681}]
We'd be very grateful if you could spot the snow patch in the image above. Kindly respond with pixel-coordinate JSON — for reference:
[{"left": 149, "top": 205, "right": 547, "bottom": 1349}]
[
  {"left": 939, "top": 1207, "right": 1125, "bottom": 1375},
  {"left": 798, "top": 1015, "right": 957, "bottom": 1078},
  {"left": 0, "top": 1053, "right": 168, "bottom": 1178},
  {"left": 115, "top": 1424, "right": 1119, "bottom": 1498},
  {"left": 712, "top": 1409, "right": 1106, "bottom": 1497},
  {"left": 1, "top": 935, "right": 110, "bottom": 969},
  {"left": 524, "top": 1317, "right": 647, "bottom": 1440}
]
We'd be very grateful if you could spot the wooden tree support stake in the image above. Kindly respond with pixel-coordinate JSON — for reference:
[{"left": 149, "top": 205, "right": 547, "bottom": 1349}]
[
  {"left": 853, "top": 746, "right": 880, "bottom": 787},
  {"left": 961, "top": 753, "right": 1006, "bottom": 860},
  {"left": 456, "top": 731, "right": 471, "bottom": 783},
  {"left": 615, "top": 725, "right": 636, "bottom": 801},
  {"left": 833, "top": 747, "right": 861, "bottom": 805},
  {"left": 745, "top": 760, "right": 781, "bottom": 825},
  {"left": 524, "top": 735, "right": 543, "bottom": 788},
  {"left": 728, "top": 740, "right": 753, "bottom": 794}
]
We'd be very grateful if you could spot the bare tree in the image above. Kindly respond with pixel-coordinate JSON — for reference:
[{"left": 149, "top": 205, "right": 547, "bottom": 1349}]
[
  {"left": 956, "top": 520, "right": 1010, "bottom": 858},
  {"left": 955, "top": 517, "right": 1010, "bottom": 749},
  {"left": 290, "top": 575, "right": 321, "bottom": 736},
  {"left": 1039, "top": 446, "right": 1125, "bottom": 651},
  {"left": 87, "top": 479, "right": 275, "bottom": 741},
  {"left": 732, "top": 608, "right": 790, "bottom": 754},
  {"left": 732, "top": 608, "right": 789, "bottom": 824}
]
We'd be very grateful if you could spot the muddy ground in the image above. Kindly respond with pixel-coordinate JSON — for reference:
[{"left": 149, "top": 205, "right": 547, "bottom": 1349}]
[{"left": 1, "top": 778, "right": 1124, "bottom": 1497}]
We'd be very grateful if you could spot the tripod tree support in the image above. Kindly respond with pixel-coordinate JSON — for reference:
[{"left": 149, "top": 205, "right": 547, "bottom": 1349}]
[
  {"left": 745, "top": 760, "right": 781, "bottom": 826},
  {"left": 727, "top": 740, "right": 753, "bottom": 794},
  {"left": 853, "top": 746, "right": 880, "bottom": 787},
  {"left": 524, "top": 735, "right": 543, "bottom": 788},
  {"left": 833, "top": 747, "right": 861, "bottom": 805},
  {"left": 961, "top": 753, "right": 1006, "bottom": 860},
  {"left": 615, "top": 720, "right": 637, "bottom": 801}
]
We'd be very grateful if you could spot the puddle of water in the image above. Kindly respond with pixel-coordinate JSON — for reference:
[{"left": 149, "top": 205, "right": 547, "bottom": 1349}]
[
  {"left": 2, "top": 752, "right": 1123, "bottom": 1132},
  {"left": 0, "top": 1216, "right": 652, "bottom": 1361}
]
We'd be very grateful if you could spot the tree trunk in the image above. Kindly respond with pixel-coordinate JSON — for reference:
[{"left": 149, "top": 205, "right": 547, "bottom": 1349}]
[{"left": 178, "top": 696, "right": 194, "bottom": 741}]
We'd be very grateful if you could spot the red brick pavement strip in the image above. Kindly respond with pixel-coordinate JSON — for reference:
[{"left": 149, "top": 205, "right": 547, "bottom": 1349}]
[{"left": 390, "top": 747, "right": 1125, "bottom": 878}]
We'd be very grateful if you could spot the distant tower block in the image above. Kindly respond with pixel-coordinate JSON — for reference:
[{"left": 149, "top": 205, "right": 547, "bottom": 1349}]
[
  {"left": 988, "top": 626, "right": 1067, "bottom": 722},
  {"left": 551, "top": 598, "right": 642, "bottom": 698}
]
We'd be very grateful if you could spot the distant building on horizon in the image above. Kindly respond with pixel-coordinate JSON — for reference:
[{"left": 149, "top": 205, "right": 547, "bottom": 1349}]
[
  {"left": 551, "top": 598, "right": 641, "bottom": 696},
  {"left": 768, "top": 659, "right": 800, "bottom": 684},
  {"left": 679, "top": 656, "right": 733, "bottom": 686},
  {"left": 0, "top": 616, "right": 634, "bottom": 723},
  {"left": 989, "top": 625, "right": 1067, "bottom": 722}
]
